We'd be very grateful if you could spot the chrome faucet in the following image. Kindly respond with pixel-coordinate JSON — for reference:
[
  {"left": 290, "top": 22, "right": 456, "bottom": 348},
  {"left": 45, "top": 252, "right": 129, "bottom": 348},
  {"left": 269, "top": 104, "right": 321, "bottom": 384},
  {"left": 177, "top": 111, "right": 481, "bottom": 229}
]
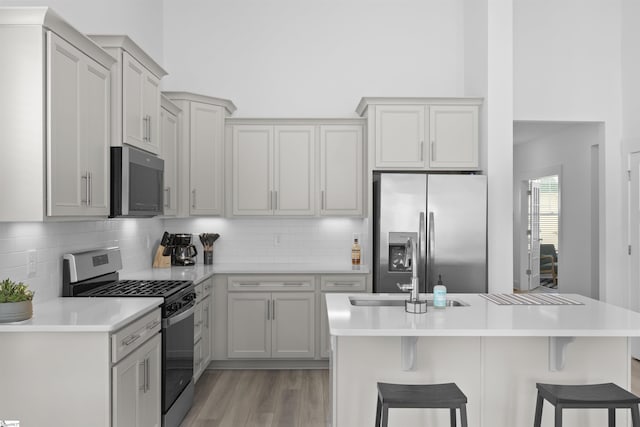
[{"left": 396, "top": 236, "right": 426, "bottom": 313}]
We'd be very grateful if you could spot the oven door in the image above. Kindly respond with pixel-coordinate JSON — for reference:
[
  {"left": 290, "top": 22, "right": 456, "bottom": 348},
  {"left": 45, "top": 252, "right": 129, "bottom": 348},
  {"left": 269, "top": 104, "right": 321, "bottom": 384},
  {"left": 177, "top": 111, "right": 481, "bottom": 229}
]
[{"left": 162, "top": 303, "right": 195, "bottom": 412}]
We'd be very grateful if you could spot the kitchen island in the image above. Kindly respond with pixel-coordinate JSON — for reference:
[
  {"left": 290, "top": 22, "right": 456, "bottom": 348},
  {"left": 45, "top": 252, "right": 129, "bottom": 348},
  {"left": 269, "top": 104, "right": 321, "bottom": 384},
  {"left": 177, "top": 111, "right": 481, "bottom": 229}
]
[{"left": 326, "top": 293, "right": 640, "bottom": 427}]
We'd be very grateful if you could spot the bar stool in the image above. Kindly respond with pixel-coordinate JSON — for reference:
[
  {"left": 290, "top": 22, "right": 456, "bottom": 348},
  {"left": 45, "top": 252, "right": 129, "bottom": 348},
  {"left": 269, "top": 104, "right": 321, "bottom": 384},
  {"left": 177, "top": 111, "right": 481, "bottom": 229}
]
[
  {"left": 534, "top": 382, "right": 640, "bottom": 427},
  {"left": 375, "top": 382, "right": 468, "bottom": 427}
]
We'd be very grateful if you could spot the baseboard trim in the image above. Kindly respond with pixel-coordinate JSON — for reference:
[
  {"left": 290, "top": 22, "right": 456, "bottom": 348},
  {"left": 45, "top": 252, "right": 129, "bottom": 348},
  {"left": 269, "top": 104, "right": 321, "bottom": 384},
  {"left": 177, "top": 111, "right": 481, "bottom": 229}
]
[{"left": 206, "top": 359, "right": 329, "bottom": 370}]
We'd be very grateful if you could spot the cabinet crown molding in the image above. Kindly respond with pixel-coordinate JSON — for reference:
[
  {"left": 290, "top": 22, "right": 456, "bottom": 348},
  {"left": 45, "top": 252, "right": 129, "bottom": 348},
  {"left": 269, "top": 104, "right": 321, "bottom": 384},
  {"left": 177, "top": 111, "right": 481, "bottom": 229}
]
[
  {"left": 162, "top": 91, "right": 237, "bottom": 115},
  {"left": 161, "top": 95, "right": 182, "bottom": 115},
  {"left": 0, "top": 7, "right": 116, "bottom": 70},
  {"left": 88, "top": 34, "right": 167, "bottom": 78},
  {"left": 356, "top": 96, "right": 484, "bottom": 117}
]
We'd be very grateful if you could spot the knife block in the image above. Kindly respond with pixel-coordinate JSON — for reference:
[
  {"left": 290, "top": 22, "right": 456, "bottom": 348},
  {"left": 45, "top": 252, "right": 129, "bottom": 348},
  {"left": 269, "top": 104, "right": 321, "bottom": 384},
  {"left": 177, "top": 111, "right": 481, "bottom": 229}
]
[{"left": 152, "top": 245, "right": 171, "bottom": 268}]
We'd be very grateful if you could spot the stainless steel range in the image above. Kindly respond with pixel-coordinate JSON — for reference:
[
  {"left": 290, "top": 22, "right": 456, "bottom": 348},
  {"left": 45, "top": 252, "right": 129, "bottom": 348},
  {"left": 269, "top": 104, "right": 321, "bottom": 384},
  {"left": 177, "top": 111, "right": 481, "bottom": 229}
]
[{"left": 62, "top": 247, "right": 195, "bottom": 427}]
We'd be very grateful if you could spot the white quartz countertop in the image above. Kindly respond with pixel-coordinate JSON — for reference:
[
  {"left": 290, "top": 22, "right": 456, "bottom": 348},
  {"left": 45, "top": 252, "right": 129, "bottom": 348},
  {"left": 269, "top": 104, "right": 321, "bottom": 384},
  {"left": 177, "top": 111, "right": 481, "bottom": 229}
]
[
  {"left": 0, "top": 297, "right": 162, "bottom": 332},
  {"left": 326, "top": 293, "right": 640, "bottom": 337},
  {"left": 123, "top": 263, "right": 369, "bottom": 283}
]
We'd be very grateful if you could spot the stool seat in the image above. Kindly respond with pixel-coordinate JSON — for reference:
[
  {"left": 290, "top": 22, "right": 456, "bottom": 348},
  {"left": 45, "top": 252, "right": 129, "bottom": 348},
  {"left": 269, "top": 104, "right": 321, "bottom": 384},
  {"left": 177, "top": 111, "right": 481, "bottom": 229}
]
[
  {"left": 377, "top": 382, "right": 467, "bottom": 407},
  {"left": 375, "top": 382, "right": 468, "bottom": 427},
  {"left": 537, "top": 383, "right": 640, "bottom": 406},
  {"left": 533, "top": 382, "right": 640, "bottom": 427}
]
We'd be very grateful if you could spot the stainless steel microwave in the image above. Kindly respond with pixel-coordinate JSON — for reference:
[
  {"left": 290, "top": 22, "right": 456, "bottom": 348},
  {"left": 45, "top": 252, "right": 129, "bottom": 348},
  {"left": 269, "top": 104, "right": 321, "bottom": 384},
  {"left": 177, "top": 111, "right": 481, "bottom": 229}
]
[{"left": 110, "top": 146, "right": 164, "bottom": 217}]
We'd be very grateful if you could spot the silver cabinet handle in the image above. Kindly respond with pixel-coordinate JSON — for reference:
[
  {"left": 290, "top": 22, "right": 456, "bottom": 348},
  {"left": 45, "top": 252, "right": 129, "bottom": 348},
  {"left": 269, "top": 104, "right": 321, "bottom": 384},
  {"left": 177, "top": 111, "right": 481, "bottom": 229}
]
[
  {"left": 267, "top": 300, "right": 270, "bottom": 320},
  {"left": 147, "top": 115, "right": 152, "bottom": 143},
  {"left": 192, "top": 189, "right": 196, "bottom": 209},
  {"left": 142, "top": 116, "right": 148, "bottom": 141},
  {"left": 431, "top": 140, "right": 435, "bottom": 161},
  {"left": 269, "top": 190, "right": 273, "bottom": 210},
  {"left": 88, "top": 171, "right": 92, "bottom": 206},
  {"left": 146, "top": 319, "right": 160, "bottom": 330},
  {"left": 139, "top": 359, "right": 146, "bottom": 391},
  {"left": 81, "top": 173, "right": 89, "bottom": 205},
  {"left": 321, "top": 190, "right": 325, "bottom": 210},
  {"left": 275, "top": 191, "right": 278, "bottom": 210},
  {"left": 145, "top": 357, "right": 150, "bottom": 392},
  {"left": 332, "top": 282, "right": 355, "bottom": 286},
  {"left": 272, "top": 300, "right": 276, "bottom": 320},
  {"left": 122, "top": 334, "right": 140, "bottom": 347},
  {"left": 164, "top": 187, "right": 170, "bottom": 208},
  {"left": 204, "top": 306, "right": 209, "bottom": 328},
  {"left": 420, "top": 141, "right": 424, "bottom": 161}
]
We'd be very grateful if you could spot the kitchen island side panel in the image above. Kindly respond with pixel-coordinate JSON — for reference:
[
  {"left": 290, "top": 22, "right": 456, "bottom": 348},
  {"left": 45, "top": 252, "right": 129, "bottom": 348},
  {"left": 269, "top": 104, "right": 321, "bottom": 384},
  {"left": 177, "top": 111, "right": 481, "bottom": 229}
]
[
  {"left": 333, "top": 336, "right": 630, "bottom": 427},
  {"left": 0, "top": 332, "right": 110, "bottom": 427}
]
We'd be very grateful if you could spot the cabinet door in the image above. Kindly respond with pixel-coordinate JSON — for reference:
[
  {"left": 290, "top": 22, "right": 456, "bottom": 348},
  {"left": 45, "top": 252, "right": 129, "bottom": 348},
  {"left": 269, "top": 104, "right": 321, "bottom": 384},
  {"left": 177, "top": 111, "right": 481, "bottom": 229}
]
[
  {"left": 194, "top": 299, "right": 203, "bottom": 344},
  {"left": 112, "top": 333, "right": 161, "bottom": 427},
  {"left": 141, "top": 73, "right": 161, "bottom": 154},
  {"left": 47, "top": 32, "right": 84, "bottom": 216},
  {"left": 122, "top": 52, "right": 145, "bottom": 148},
  {"left": 319, "top": 125, "right": 363, "bottom": 216},
  {"left": 138, "top": 334, "right": 162, "bottom": 427},
  {"left": 161, "top": 108, "right": 178, "bottom": 216},
  {"left": 232, "top": 125, "right": 273, "bottom": 216},
  {"left": 429, "top": 105, "right": 479, "bottom": 169},
  {"left": 190, "top": 102, "right": 225, "bottom": 215},
  {"left": 82, "top": 57, "right": 110, "bottom": 215},
  {"left": 272, "top": 292, "right": 315, "bottom": 358},
  {"left": 227, "top": 292, "right": 271, "bottom": 358},
  {"left": 320, "top": 295, "right": 331, "bottom": 358},
  {"left": 193, "top": 339, "right": 203, "bottom": 382},
  {"left": 375, "top": 105, "right": 426, "bottom": 168},
  {"left": 201, "top": 296, "right": 212, "bottom": 368},
  {"left": 273, "top": 126, "right": 315, "bottom": 216}
]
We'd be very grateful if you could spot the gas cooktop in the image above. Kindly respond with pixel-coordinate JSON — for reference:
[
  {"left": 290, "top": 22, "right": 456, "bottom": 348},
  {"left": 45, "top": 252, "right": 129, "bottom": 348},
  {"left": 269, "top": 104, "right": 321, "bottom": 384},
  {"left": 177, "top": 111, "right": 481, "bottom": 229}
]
[{"left": 79, "top": 279, "right": 193, "bottom": 298}]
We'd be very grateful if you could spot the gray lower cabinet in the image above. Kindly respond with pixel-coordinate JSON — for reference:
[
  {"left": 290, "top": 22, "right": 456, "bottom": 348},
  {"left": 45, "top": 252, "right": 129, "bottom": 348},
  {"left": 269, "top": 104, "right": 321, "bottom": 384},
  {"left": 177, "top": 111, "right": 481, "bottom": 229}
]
[
  {"left": 319, "top": 275, "right": 367, "bottom": 358},
  {"left": 226, "top": 275, "right": 316, "bottom": 359},
  {"left": 193, "top": 278, "right": 213, "bottom": 382}
]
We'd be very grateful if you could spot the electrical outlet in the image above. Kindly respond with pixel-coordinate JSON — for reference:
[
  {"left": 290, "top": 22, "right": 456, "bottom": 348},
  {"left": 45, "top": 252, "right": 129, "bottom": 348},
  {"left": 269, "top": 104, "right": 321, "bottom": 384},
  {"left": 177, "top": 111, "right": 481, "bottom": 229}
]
[
  {"left": 273, "top": 234, "right": 280, "bottom": 247},
  {"left": 27, "top": 250, "right": 37, "bottom": 277}
]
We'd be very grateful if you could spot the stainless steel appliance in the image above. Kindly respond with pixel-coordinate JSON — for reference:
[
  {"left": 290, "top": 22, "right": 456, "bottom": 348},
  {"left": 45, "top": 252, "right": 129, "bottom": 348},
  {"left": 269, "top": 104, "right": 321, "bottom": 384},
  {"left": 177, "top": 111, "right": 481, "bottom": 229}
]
[
  {"left": 111, "top": 145, "right": 164, "bottom": 217},
  {"left": 373, "top": 172, "right": 487, "bottom": 293},
  {"left": 62, "top": 247, "right": 195, "bottom": 427},
  {"left": 170, "top": 234, "right": 197, "bottom": 266}
]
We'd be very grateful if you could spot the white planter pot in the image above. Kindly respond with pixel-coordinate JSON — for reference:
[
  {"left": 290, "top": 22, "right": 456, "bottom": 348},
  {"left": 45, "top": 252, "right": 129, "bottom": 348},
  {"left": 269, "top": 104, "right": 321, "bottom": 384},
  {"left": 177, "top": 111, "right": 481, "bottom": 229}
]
[{"left": 0, "top": 300, "right": 33, "bottom": 323}]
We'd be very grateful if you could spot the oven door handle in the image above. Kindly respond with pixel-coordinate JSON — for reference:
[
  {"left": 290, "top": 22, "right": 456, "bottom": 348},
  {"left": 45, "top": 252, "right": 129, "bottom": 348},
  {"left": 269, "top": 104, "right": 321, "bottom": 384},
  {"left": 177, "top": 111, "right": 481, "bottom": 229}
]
[{"left": 162, "top": 304, "right": 196, "bottom": 328}]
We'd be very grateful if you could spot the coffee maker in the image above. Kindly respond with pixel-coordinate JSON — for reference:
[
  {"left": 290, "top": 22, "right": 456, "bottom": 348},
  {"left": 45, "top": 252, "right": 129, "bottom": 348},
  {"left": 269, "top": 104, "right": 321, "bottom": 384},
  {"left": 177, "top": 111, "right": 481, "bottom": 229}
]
[{"left": 170, "top": 233, "right": 198, "bottom": 266}]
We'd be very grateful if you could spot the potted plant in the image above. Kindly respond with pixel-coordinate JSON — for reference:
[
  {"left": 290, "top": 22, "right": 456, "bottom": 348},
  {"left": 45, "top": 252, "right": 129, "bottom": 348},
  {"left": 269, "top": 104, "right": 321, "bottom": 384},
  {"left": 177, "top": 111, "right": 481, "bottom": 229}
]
[{"left": 0, "top": 278, "right": 34, "bottom": 322}]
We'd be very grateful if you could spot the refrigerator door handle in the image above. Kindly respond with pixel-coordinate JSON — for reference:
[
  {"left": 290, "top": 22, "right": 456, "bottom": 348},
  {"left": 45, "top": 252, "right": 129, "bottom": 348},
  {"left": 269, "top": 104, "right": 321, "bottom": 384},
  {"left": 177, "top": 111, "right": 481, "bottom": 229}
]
[
  {"left": 419, "top": 212, "right": 427, "bottom": 293},
  {"left": 428, "top": 212, "right": 435, "bottom": 293}
]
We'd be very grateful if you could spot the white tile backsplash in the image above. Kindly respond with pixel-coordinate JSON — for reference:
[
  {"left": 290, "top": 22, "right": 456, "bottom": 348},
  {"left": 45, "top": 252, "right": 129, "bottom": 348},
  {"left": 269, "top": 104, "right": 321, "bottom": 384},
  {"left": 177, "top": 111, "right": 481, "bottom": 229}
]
[{"left": 0, "top": 217, "right": 368, "bottom": 303}]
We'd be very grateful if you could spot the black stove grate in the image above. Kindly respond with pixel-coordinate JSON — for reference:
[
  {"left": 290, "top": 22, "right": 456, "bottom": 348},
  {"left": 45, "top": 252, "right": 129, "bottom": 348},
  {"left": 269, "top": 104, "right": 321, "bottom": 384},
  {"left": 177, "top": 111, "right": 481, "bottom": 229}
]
[{"left": 80, "top": 279, "right": 192, "bottom": 298}]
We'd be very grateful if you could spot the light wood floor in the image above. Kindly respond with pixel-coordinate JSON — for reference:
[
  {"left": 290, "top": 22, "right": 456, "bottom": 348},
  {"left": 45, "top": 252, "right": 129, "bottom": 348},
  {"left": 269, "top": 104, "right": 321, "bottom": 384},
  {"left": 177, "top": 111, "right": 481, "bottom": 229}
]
[
  {"left": 179, "top": 369, "right": 330, "bottom": 427},
  {"left": 181, "top": 360, "right": 640, "bottom": 427}
]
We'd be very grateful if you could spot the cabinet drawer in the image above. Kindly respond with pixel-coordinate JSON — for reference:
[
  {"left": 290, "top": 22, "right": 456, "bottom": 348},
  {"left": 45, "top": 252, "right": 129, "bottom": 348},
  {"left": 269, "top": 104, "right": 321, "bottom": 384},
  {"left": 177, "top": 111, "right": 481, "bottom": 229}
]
[
  {"left": 227, "top": 275, "right": 315, "bottom": 292},
  {"left": 320, "top": 275, "right": 366, "bottom": 291},
  {"left": 112, "top": 308, "right": 161, "bottom": 363}
]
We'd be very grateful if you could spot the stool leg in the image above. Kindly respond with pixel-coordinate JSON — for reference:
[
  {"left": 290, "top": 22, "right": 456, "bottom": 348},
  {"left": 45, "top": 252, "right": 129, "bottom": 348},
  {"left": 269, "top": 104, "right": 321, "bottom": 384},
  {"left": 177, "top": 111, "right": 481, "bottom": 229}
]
[
  {"left": 554, "top": 405, "right": 562, "bottom": 427},
  {"left": 631, "top": 404, "right": 640, "bottom": 427},
  {"left": 459, "top": 404, "right": 468, "bottom": 427},
  {"left": 381, "top": 404, "right": 389, "bottom": 427},
  {"left": 450, "top": 408, "right": 457, "bottom": 427},
  {"left": 375, "top": 396, "right": 381, "bottom": 427},
  {"left": 533, "top": 392, "right": 544, "bottom": 427},
  {"left": 608, "top": 408, "right": 615, "bottom": 427}
]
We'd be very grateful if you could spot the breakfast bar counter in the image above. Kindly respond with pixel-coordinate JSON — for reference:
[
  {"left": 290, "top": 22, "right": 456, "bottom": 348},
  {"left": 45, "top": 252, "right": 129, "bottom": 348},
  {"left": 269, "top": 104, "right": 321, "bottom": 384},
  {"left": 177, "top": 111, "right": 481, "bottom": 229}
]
[{"left": 326, "top": 293, "right": 640, "bottom": 427}]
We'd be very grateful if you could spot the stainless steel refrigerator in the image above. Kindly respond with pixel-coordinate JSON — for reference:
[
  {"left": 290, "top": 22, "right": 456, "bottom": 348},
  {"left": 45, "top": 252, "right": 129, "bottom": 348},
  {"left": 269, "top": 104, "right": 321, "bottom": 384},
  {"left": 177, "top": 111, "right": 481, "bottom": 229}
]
[{"left": 373, "top": 172, "right": 487, "bottom": 293}]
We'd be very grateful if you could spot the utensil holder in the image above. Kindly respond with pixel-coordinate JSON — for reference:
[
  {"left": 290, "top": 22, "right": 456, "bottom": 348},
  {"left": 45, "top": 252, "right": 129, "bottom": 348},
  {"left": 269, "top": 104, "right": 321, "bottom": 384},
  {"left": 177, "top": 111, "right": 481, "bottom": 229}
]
[{"left": 204, "top": 250, "right": 213, "bottom": 265}]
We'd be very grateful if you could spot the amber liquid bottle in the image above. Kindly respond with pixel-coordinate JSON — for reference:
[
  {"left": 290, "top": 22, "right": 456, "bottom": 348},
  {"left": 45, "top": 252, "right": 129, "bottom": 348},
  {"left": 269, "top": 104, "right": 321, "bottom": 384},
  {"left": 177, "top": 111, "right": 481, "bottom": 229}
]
[{"left": 351, "top": 238, "right": 361, "bottom": 265}]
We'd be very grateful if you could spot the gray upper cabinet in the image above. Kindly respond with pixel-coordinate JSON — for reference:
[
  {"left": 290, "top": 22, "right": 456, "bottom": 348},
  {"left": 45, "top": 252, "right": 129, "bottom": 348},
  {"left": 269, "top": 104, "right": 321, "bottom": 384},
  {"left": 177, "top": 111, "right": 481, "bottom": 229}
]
[
  {"left": 88, "top": 35, "right": 167, "bottom": 155},
  {"left": 0, "top": 8, "right": 115, "bottom": 221},
  {"left": 357, "top": 97, "right": 483, "bottom": 171}
]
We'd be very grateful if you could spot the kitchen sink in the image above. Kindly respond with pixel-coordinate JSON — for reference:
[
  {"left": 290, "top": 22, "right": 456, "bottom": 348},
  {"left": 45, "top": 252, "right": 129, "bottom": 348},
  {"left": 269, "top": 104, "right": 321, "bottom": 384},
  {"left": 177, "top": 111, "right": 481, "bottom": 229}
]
[{"left": 349, "top": 297, "right": 468, "bottom": 307}]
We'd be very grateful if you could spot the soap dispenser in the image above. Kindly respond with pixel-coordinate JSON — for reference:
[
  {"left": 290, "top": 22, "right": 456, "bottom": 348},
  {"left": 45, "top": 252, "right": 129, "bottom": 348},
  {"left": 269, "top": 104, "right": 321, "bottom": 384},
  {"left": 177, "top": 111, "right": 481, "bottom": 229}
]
[{"left": 433, "top": 275, "right": 447, "bottom": 308}]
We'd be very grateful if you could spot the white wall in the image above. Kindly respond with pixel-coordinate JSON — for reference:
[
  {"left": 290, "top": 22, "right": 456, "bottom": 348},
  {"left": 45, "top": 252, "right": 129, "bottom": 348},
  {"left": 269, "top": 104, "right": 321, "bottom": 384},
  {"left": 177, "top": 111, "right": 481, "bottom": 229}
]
[
  {"left": 0, "top": 0, "right": 164, "bottom": 62},
  {"left": 162, "top": 0, "right": 466, "bottom": 117},
  {"left": 514, "top": 0, "right": 625, "bottom": 305},
  {"left": 513, "top": 123, "right": 602, "bottom": 297},
  {"left": 621, "top": 0, "right": 640, "bottom": 142}
]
